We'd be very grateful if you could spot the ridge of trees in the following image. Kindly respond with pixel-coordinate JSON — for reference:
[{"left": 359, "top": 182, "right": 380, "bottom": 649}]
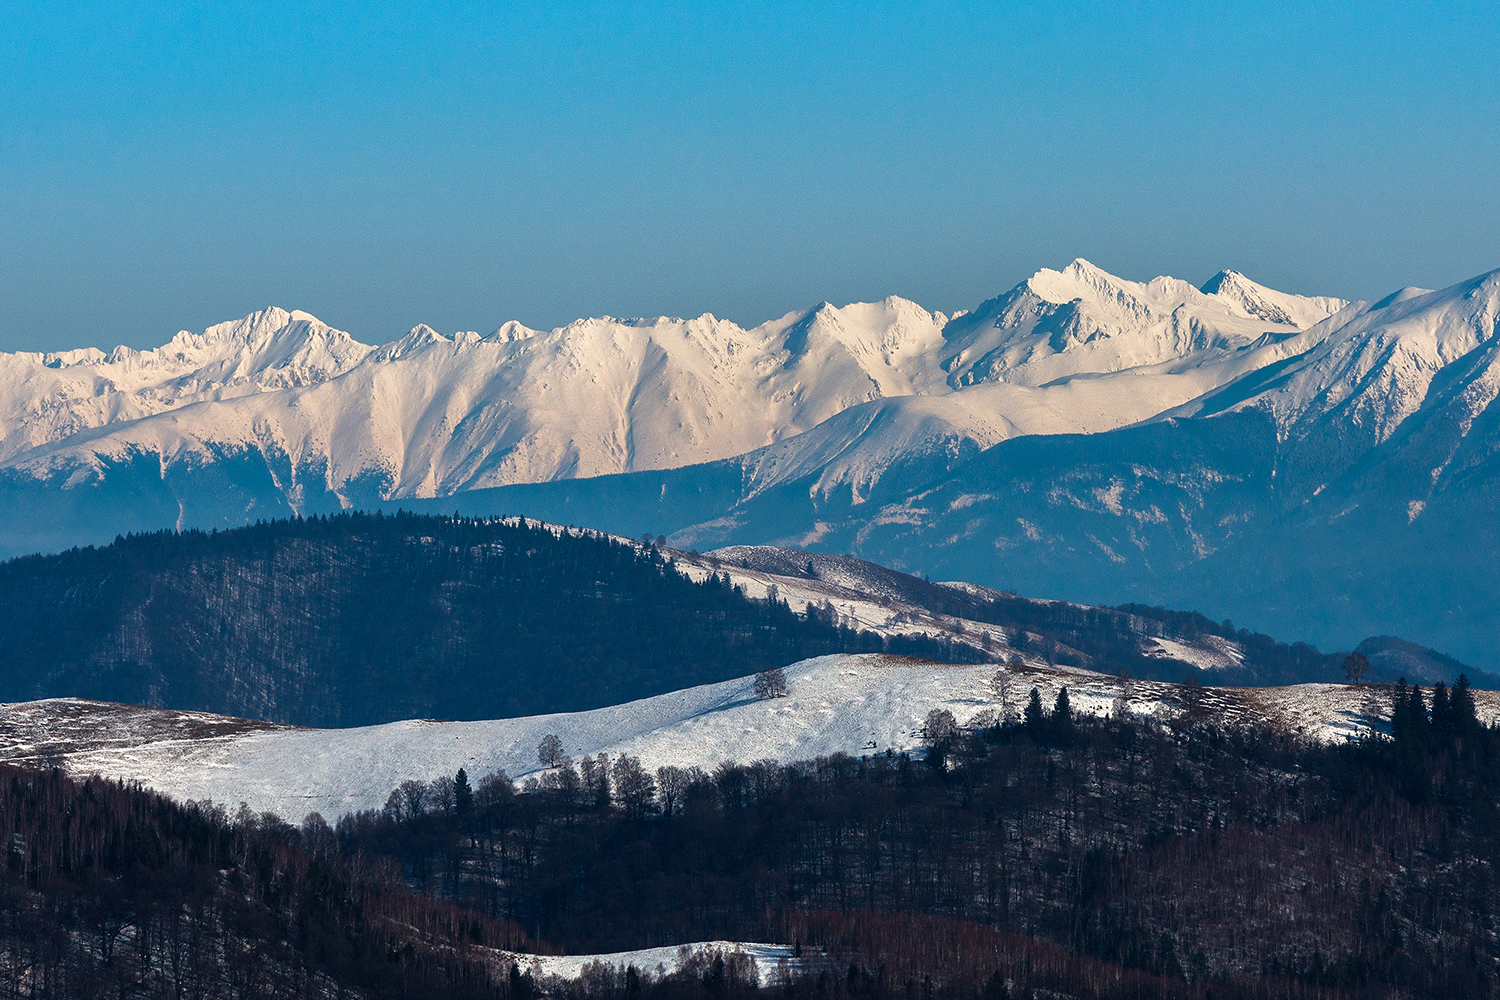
[
  {"left": 0, "top": 511, "right": 1424, "bottom": 732},
  {"left": 0, "top": 764, "right": 535, "bottom": 998},
  {"left": 326, "top": 679, "right": 1500, "bottom": 999},
  {"left": 4, "top": 677, "right": 1495, "bottom": 998},
  {"left": 0, "top": 512, "right": 981, "bottom": 726}
]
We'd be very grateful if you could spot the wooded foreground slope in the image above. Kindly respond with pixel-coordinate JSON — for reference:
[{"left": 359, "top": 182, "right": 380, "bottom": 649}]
[{"left": 340, "top": 680, "right": 1500, "bottom": 999}]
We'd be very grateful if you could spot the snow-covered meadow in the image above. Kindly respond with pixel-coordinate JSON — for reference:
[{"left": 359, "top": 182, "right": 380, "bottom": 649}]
[{"left": 4, "top": 653, "right": 1492, "bottom": 824}]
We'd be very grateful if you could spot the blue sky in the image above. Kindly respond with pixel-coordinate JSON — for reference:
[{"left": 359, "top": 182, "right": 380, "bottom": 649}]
[{"left": 2, "top": 3, "right": 1497, "bottom": 351}]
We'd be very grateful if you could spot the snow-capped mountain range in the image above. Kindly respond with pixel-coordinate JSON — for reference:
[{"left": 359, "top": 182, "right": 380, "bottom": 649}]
[
  {"left": 0, "top": 260, "right": 1343, "bottom": 500},
  {"left": 3, "top": 259, "right": 1497, "bottom": 668}
]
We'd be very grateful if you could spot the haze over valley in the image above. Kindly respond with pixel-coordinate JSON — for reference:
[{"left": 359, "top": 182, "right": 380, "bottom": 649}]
[{"left": 5, "top": 259, "right": 1498, "bottom": 668}]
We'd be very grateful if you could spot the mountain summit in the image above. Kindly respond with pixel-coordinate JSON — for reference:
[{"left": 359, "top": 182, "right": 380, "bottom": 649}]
[
  {"left": 2, "top": 261, "right": 1496, "bottom": 668},
  {"left": 0, "top": 261, "right": 1340, "bottom": 505}
]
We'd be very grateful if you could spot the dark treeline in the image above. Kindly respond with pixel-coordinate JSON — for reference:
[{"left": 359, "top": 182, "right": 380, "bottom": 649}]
[
  {"left": 1, "top": 511, "right": 1437, "bottom": 732},
  {"left": 334, "top": 679, "right": 1500, "bottom": 999},
  {"left": 0, "top": 512, "right": 979, "bottom": 726},
  {"left": 0, "top": 764, "right": 532, "bottom": 999},
  {"left": 940, "top": 592, "right": 1336, "bottom": 686},
  {"left": 0, "top": 766, "right": 1348, "bottom": 1000}
]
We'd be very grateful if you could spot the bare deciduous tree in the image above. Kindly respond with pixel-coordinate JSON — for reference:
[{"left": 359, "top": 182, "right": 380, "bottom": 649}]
[
  {"left": 1180, "top": 672, "right": 1207, "bottom": 720},
  {"left": 992, "top": 668, "right": 1015, "bottom": 722},
  {"left": 579, "top": 753, "right": 611, "bottom": 807},
  {"left": 537, "top": 734, "right": 568, "bottom": 768},
  {"left": 1112, "top": 668, "right": 1134, "bottom": 721},
  {"left": 399, "top": 779, "right": 427, "bottom": 819},
  {"left": 754, "top": 666, "right": 788, "bottom": 699},
  {"left": 612, "top": 754, "right": 657, "bottom": 818},
  {"left": 426, "top": 774, "right": 455, "bottom": 815},
  {"left": 923, "top": 708, "right": 958, "bottom": 747}
]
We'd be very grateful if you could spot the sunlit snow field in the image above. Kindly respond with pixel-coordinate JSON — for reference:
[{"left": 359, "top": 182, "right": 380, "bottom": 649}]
[{"left": 4, "top": 653, "right": 1492, "bottom": 824}]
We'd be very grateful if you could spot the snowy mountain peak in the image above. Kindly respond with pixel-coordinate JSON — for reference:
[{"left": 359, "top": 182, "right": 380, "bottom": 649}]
[
  {"left": 370, "top": 324, "right": 452, "bottom": 362},
  {"left": 1024, "top": 257, "right": 1141, "bottom": 308},
  {"left": 487, "top": 320, "right": 541, "bottom": 344},
  {"left": 1171, "top": 267, "right": 1500, "bottom": 497},
  {"left": 791, "top": 296, "right": 951, "bottom": 372},
  {"left": 939, "top": 260, "right": 1340, "bottom": 388},
  {"left": 2, "top": 261, "right": 1463, "bottom": 547},
  {"left": 1200, "top": 270, "right": 1348, "bottom": 328}
]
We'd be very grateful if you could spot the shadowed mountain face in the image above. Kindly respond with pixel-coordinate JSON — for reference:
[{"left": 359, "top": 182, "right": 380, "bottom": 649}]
[
  {"left": 402, "top": 395, "right": 1496, "bottom": 671},
  {"left": 1, "top": 263, "right": 1497, "bottom": 668},
  {"left": 0, "top": 513, "right": 994, "bottom": 727},
  {"left": 382, "top": 272, "right": 1500, "bottom": 670},
  {"left": 0, "top": 260, "right": 1344, "bottom": 553}
]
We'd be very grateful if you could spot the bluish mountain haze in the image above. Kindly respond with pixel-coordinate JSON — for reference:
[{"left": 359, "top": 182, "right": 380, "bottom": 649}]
[{"left": 1, "top": 262, "right": 1495, "bottom": 667}]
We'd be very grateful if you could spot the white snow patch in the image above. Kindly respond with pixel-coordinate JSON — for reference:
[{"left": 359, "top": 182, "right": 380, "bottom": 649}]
[
  {"left": 6, "top": 655, "right": 1494, "bottom": 825},
  {"left": 509, "top": 942, "right": 795, "bottom": 983}
]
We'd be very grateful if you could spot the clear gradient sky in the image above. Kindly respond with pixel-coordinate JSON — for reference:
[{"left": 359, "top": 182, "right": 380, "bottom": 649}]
[{"left": 2, "top": 3, "right": 1497, "bottom": 352}]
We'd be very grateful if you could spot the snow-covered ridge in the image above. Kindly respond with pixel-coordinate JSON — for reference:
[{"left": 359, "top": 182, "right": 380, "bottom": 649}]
[
  {"left": 0, "top": 261, "right": 1345, "bottom": 507},
  {"left": 509, "top": 943, "right": 795, "bottom": 984},
  {"left": 1179, "top": 269, "right": 1500, "bottom": 442},
  {"left": 0, "top": 307, "right": 373, "bottom": 464},
  {"left": 936, "top": 258, "right": 1348, "bottom": 389},
  {"left": 3, "top": 654, "right": 1493, "bottom": 823}
]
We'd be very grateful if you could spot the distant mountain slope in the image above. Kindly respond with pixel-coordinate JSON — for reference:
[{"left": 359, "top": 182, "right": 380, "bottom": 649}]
[
  {"left": 1, "top": 512, "right": 1399, "bottom": 730},
  {"left": 4, "top": 262, "right": 1496, "bottom": 671},
  {"left": 410, "top": 268, "right": 1500, "bottom": 670},
  {"left": 0, "top": 308, "right": 372, "bottom": 463},
  {"left": 0, "top": 260, "right": 1341, "bottom": 555},
  {"left": 938, "top": 259, "right": 1346, "bottom": 387},
  {"left": 0, "top": 513, "right": 984, "bottom": 727}
]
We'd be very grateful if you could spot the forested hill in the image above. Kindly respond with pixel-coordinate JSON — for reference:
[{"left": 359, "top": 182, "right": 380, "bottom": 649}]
[{"left": 0, "top": 513, "right": 978, "bottom": 727}]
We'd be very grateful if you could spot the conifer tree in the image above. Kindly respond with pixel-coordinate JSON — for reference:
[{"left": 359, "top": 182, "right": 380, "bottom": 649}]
[
  {"left": 1451, "top": 673, "right": 1480, "bottom": 737},
  {"left": 1431, "top": 681, "right": 1454, "bottom": 735},
  {"left": 1051, "top": 686, "right": 1074, "bottom": 741},
  {"left": 453, "top": 767, "right": 473, "bottom": 819},
  {"left": 1024, "top": 687, "right": 1046, "bottom": 739}
]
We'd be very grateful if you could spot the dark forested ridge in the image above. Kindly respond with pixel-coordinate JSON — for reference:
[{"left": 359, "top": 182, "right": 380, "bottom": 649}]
[
  {"left": 336, "top": 678, "right": 1500, "bottom": 999},
  {"left": 0, "top": 513, "right": 979, "bottom": 727},
  {"left": 11, "top": 677, "right": 1498, "bottom": 1000},
  {"left": 0, "top": 764, "right": 534, "bottom": 999},
  {"left": 1, "top": 512, "right": 1482, "bottom": 730}
]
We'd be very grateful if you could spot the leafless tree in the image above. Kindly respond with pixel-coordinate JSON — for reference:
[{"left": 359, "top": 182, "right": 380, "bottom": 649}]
[
  {"left": 475, "top": 769, "right": 514, "bottom": 809},
  {"left": 923, "top": 708, "right": 959, "bottom": 746},
  {"left": 537, "top": 734, "right": 568, "bottom": 768},
  {"left": 579, "top": 753, "right": 611, "bottom": 807},
  {"left": 655, "top": 765, "right": 704, "bottom": 816},
  {"left": 399, "top": 779, "right": 427, "bottom": 819},
  {"left": 1180, "top": 672, "right": 1207, "bottom": 720},
  {"left": 754, "top": 666, "right": 788, "bottom": 699},
  {"left": 426, "top": 774, "right": 455, "bottom": 815},
  {"left": 992, "top": 668, "right": 1015, "bottom": 723},
  {"left": 1112, "top": 669, "right": 1134, "bottom": 720},
  {"left": 612, "top": 754, "right": 656, "bottom": 818}
]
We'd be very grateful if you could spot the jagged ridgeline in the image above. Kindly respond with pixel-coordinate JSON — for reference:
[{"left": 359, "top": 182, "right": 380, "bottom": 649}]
[{"left": 0, "top": 513, "right": 981, "bottom": 726}]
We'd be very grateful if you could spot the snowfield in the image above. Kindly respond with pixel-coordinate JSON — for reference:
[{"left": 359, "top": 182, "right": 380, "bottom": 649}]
[
  {"left": 0, "top": 260, "right": 1345, "bottom": 518},
  {"left": 504, "top": 943, "right": 797, "bottom": 983},
  {"left": 2, "top": 654, "right": 1493, "bottom": 824}
]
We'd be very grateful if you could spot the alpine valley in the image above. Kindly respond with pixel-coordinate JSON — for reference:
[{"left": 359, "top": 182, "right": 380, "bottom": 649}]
[{"left": 5, "top": 259, "right": 1498, "bottom": 669}]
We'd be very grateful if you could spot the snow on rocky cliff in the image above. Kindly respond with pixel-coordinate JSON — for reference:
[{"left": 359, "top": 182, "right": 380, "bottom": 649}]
[
  {"left": 0, "top": 262, "right": 1344, "bottom": 508},
  {"left": 937, "top": 258, "right": 1347, "bottom": 388}
]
